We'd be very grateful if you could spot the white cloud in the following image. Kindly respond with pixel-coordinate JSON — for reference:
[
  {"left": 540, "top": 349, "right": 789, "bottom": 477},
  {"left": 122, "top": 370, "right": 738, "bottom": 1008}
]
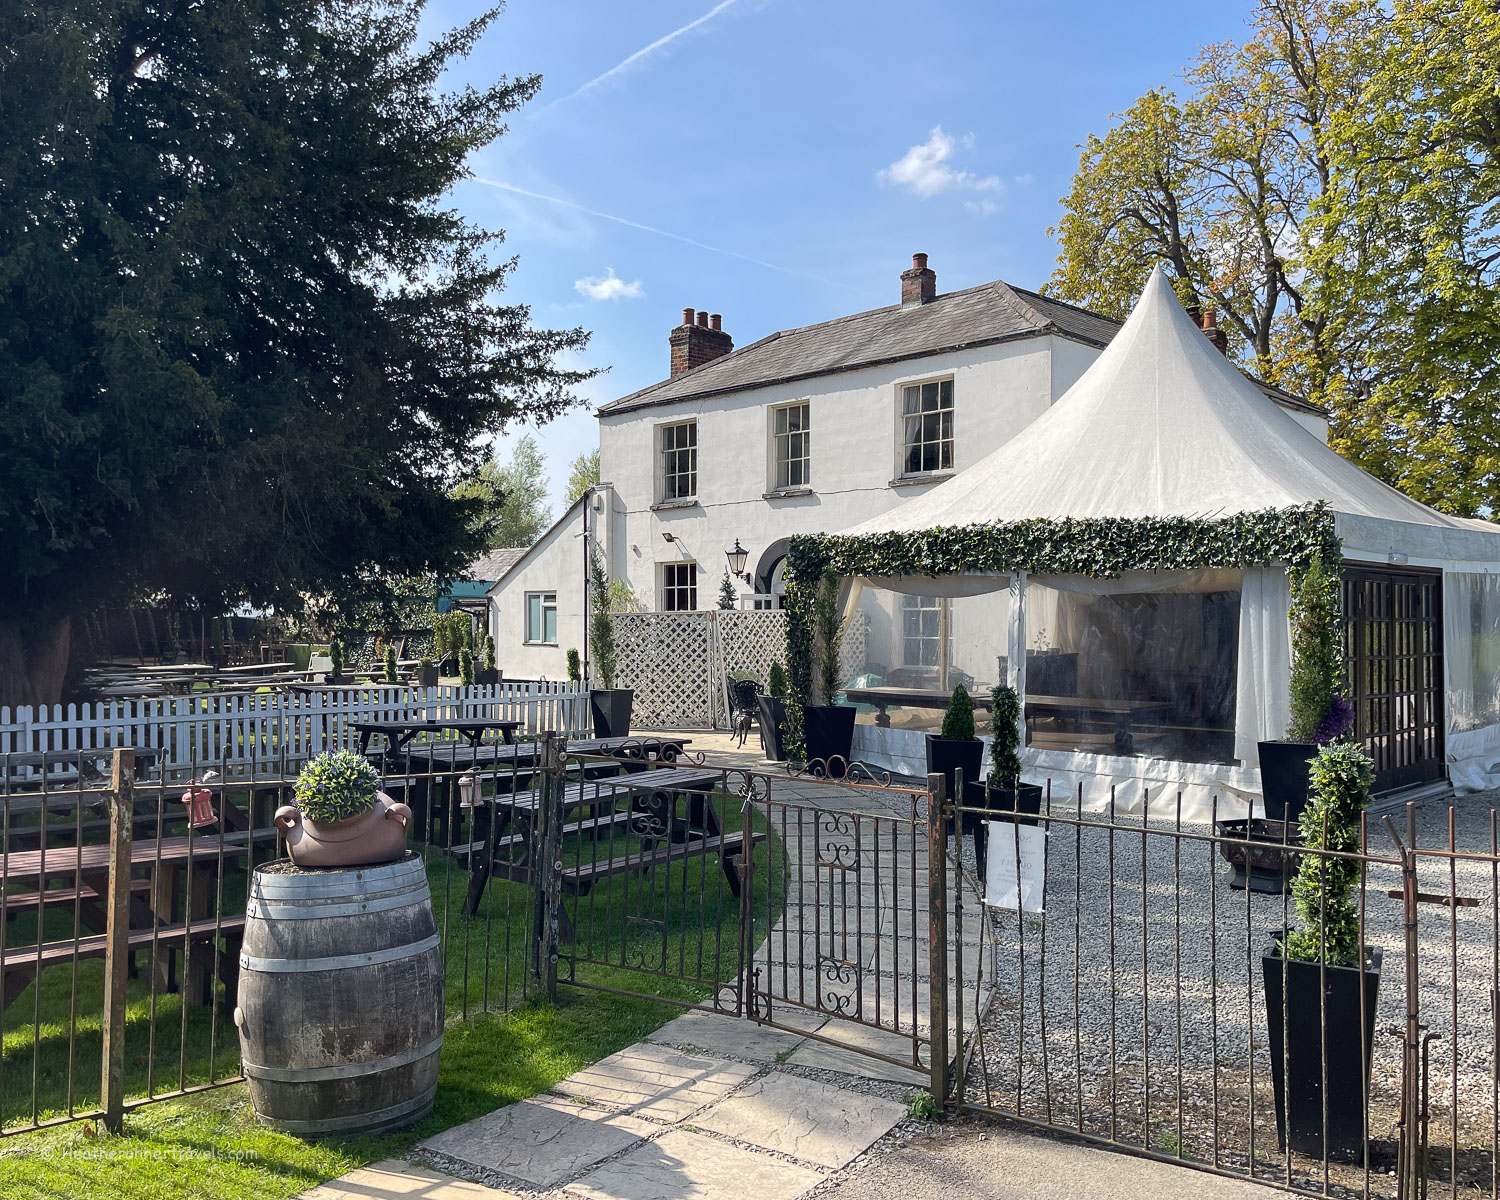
[
  {"left": 878, "top": 127, "right": 1003, "bottom": 206},
  {"left": 574, "top": 269, "right": 645, "bottom": 302}
]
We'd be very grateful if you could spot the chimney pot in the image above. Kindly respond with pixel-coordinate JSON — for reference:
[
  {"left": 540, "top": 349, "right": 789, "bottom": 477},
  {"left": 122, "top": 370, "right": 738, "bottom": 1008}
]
[
  {"left": 1198, "top": 307, "right": 1229, "bottom": 355},
  {"left": 709, "top": 313, "right": 721, "bottom": 331},
  {"left": 681, "top": 307, "right": 695, "bottom": 326},
  {"left": 900, "top": 252, "right": 937, "bottom": 307},
  {"left": 696, "top": 310, "right": 709, "bottom": 328}
]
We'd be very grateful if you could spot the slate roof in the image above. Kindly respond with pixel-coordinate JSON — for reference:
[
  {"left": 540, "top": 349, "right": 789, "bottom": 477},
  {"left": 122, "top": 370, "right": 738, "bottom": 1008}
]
[
  {"left": 597, "top": 278, "right": 1324, "bottom": 418},
  {"left": 464, "top": 546, "right": 528, "bottom": 583}
]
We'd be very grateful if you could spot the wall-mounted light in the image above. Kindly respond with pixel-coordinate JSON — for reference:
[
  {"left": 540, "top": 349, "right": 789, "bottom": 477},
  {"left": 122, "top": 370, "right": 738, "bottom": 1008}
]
[
  {"left": 662, "top": 532, "right": 677, "bottom": 544},
  {"left": 726, "top": 538, "right": 750, "bottom": 581}
]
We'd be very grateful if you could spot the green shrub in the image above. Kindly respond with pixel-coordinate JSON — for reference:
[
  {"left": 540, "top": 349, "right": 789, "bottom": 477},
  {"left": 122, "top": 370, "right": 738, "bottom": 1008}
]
[
  {"left": 768, "top": 662, "right": 788, "bottom": 701},
  {"left": 718, "top": 570, "right": 737, "bottom": 610},
  {"left": 989, "top": 684, "right": 1023, "bottom": 788},
  {"left": 295, "top": 751, "right": 379, "bottom": 823},
  {"left": 382, "top": 643, "right": 398, "bottom": 683},
  {"left": 566, "top": 647, "right": 582, "bottom": 683},
  {"left": 940, "top": 684, "right": 976, "bottom": 741},
  {"left": 590, "top": 548, "right": 618, "bottom": 689},
  {"left": 1285, "top": 741, "right": 1374, "bottom": 966},
  {"left": 483, "top": 632, "right": 496, "bottom": 672},
  {"left": 905, "top": 1089, "right": 940, "bottom": 1120},
  {"left": 1287, "top": 560, "right": 1343, "bottom": 742},
  {"left": 329, "top": 639, "right": 344, "bottom": 677},
  {"left": 459, "top": 646, "right": 475, "bottom": 685},
  {"left": 811, "top": 568, "right": 844, "bottom": 705}
]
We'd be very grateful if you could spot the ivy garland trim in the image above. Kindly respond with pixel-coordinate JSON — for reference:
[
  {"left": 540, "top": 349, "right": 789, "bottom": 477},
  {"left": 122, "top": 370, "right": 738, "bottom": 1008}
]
[{"left": 781, "top": 503, "right": 1342, "bottom": 759}]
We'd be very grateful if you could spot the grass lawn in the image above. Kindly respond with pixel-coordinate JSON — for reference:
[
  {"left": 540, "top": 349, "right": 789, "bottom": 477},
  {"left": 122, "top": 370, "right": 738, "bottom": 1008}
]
[{"left": 0, "top": 786, "right": 787, "bottom": 1198}]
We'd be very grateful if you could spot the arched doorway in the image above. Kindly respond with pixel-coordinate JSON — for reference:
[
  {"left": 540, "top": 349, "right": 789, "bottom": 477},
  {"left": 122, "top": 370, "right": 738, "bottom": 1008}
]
[{"left": 754, "top": 539, "right": 791, "bottom": 610}]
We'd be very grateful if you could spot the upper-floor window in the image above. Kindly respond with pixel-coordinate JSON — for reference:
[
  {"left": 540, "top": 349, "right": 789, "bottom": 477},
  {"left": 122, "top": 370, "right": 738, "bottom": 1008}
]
[
  {"left": 525, "top": 592, "right": 558, "bottom": 645},
  {"left": 660, "top": 420, "right": 697, "bottom": 501},
  {"left": 901, "top": 378, "right": 953, "bottom": 475},
  {"left": 661, "top": 563, "right": 698, "bottom": 611},
  {"left": 771, "top": 402, "right": 810, "bottom": 490}
]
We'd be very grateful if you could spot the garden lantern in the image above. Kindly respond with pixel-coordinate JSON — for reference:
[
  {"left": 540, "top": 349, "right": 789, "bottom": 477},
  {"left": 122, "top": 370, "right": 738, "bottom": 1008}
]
[
  {"left": 180, "top": 773, "right": 218, "bottom": 829},
  {"left": 457, "top": 770, "right": 480, "bottom": 809},
  {"left": 725, "top": 539, "right": 749, "bottom": 581}
]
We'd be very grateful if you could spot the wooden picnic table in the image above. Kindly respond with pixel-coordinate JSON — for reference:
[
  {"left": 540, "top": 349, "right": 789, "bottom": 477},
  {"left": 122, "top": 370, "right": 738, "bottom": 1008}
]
[
  {"left": 0, "top": 829, "right": 265, "bottom": 1010},
  {"left": 1, "top": 749, "right": 163, "bottom": 792},
  {"left": 455, "top": 764, "right": 755, "bottom": 938},
  {"left": 843, "top": 686, "right": 996, "bottom": 727},
  {"left": 1024, "top": 694, "right": 1173, "bottom": 755},
  {"left": 352, "top": 718, "right": 522, "bottom": 756}
]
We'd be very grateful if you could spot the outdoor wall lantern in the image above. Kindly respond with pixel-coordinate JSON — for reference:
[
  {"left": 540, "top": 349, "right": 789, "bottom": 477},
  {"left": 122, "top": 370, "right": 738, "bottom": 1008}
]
[
  {"left": 180, "top": 771, "right": 219, "bottom": 829},
  {"left": 725, "top": 539, "right": 750, "bottom": 582}
]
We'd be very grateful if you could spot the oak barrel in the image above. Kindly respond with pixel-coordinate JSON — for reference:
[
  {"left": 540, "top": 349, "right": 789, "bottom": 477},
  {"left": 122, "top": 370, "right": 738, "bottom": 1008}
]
[{"left": 235, "top": 853, "right": 444, "bottom": 1136}]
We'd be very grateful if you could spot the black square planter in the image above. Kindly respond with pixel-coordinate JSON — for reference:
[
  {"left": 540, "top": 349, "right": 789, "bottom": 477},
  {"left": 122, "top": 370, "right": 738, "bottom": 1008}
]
[
  {"left": 1258, "top": 740, "right": 1317, "bottom": 823},
  {"left": 926, "top": 736, "right": 983, "bottom": 807},
  {"left": 1263, "top": 946, "right": 1382, "bottom": 1163},
  {"left": 756, "top": 695, "right": 788, "bottom": 761},
  {"left": 590, "top": 689, "right": 634, "bottom": 739},
  {"left": 803, "top": 705, "right": 856, "bottom": 778}
]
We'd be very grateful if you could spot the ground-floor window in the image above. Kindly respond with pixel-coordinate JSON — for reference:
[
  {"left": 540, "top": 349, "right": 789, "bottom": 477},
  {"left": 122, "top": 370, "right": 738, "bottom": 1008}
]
[
  {"left": 661, "top": 563, "right": 697, "bottom": 612},
  {"left": 525, "top": 592, "right": 557, "bottom": 644},
  {"left": 902, "top": 595, "right": 944, "bottom": 667}
]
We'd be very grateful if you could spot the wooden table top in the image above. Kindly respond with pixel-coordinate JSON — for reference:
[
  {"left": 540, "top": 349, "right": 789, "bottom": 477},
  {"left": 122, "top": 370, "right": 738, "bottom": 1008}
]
[
  {"left": 0, "top": 831, "right": 254, "bottom": 885},
  {"left": 1025, "top": 694, "right": 1173, "bottom": 715},
  {"left": 843, "top": 686, "right": 995, "bottom": 709}
]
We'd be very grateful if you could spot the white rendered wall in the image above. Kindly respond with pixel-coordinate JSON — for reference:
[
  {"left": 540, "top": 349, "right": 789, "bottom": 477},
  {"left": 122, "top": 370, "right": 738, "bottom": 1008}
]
[
  {"left": 599, "top": 339, "right": 1059, "bottom": 609},
  {"left": 486, "top": 501, "right": 589, "bottom": 681}
]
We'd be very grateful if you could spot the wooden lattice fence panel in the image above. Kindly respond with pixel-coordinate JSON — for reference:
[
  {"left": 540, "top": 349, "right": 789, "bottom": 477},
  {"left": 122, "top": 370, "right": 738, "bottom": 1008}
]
[
  {"left": 610, "top": 612, "right": 717, "bottom": 728},
  {"left": 717, "top": 611, "right": 788, "bottom": 686}
]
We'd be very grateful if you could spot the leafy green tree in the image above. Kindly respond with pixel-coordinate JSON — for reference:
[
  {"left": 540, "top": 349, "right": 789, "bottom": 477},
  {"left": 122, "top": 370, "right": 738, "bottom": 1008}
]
[
  {"left": 1315, "top": 0, "right": 1500, "bottom": 514},
  {"left": 566, "top": 449, "right": 601, "bottom": 505},
  {"left": 0, "top": 1, "right": 592, "bottom": 706},
  {"left": 717, "top": 571, "right": 737, "bottom": 610},
  {"left": 451, "top": 434, "right": 552, "bottom": 550}
]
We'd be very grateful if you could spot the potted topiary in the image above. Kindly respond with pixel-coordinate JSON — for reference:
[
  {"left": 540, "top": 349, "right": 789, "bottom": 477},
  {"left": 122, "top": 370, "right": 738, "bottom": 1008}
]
[
  {"left": 1262, "top": 741, "right": 1381, "bottom": 1162},
  {"left": 274, "top": 751, "right": 412, "bottom": 867},
  {"left": 382, "top": 642, "right": 399, "bottom": 684},
  {"left": 459, "top": 646, "right": 475, "bottom": 686},
  {"left": 475, "top": 633, "right": 499, "bottom": 686},
  {"left": 802, "top": 569, "right": 855, "bottom": 777},
  {"left": 327, "top": 638, "right": 347, "bottom": 685},
  {"left": 566, "top": 647, "right": 582, "bottom": 686},
  {"left": 415, "top": 657, "right": 438, "bottom": 688},
  {"left": 985, "top": 684, "right": 1042, "bottom": 821},
  {"left": 926, "top": 684, "right": 982, "bottom": 810},
  {"left": 589, "top": 549, "right": 634, "bottom": 738},
  {"left": 757, "top": 662, "right": 790, "bottom": 762},
  {"left": 1259, "top": 560, "right": 1351, "bottom": 822}
]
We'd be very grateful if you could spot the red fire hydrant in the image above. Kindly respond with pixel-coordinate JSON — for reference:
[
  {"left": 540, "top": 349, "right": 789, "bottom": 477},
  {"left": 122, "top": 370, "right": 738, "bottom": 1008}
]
[{"left": 181, "top": 771, "right": 219, "bottom": 829}]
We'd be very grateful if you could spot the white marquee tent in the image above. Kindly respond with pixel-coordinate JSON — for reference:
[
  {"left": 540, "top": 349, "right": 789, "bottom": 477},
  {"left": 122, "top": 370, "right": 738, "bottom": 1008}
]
[{"left": 836, "top": 268, "right": 1500, "bottom": 816}]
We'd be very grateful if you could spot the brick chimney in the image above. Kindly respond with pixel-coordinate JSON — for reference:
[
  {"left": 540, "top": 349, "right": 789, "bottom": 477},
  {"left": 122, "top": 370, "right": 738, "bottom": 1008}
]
[
  {"left": 900, "top": 253, "right": 936, "bottom": 307},
  {"left": 669, "top": 308, "right": 733, "bottom": 377},
  {"left": 1198, "top": 308, "right": 1229, "bottom": 355}
]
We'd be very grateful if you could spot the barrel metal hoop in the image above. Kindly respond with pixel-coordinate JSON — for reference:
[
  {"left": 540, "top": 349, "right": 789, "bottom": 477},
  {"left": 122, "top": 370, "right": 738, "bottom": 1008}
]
[
  {"left": 248, "top": 887, "right": 427, "bottom": 921},
  {"left": 239, "top": 932, "right": 441, "bottom": 973},
  {"left": 253, "top": 1085, "right": 436, "bottom": 1135},
  {"left": 251, "top": 856, "right": 426, "bottom": 900},
  {"left": 241, "top": 1034, "right": 443, "bottom": 1083}
]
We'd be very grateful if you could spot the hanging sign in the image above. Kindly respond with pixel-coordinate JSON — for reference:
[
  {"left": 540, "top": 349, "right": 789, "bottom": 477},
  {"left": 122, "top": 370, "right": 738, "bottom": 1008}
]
[{"left": 985, "top": 821, "right": 1046, "bottom": 913}]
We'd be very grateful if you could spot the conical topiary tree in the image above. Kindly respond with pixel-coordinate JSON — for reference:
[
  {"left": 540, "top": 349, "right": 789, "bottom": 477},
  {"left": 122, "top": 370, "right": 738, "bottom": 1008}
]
[
  {"left": 989, "top": 684, "right": 1022, "bottom": 789},
  {"left": 940, "top": 684, "right": 976, "bottom": 741}
]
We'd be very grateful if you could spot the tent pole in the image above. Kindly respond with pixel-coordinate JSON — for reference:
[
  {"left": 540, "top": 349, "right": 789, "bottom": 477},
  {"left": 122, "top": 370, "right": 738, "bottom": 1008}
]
[{"left": 938, "top": 598, "right": 951, "bottom": 693}]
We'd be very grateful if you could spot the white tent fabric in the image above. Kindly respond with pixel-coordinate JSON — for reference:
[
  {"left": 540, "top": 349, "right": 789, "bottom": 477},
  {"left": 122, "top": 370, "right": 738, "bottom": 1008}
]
[
  {"left": 833, "top": 266, "right": 1500, "bottom": 811},
  {"left": 842, "top": 266, "right": 1500, "bottom": 564}
]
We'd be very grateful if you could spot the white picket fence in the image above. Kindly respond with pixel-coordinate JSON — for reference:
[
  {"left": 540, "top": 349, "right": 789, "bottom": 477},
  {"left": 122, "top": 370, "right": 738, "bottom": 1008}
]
[{"left": 0, "top": 681, "right": 590, "bottom": 773}]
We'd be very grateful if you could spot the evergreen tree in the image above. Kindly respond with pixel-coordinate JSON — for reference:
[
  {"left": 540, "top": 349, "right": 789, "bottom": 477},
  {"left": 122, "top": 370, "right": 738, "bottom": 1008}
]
[
  {"left": 0, "top": 1, "right": 593, "bottom": 704},
  {"left": 717, "top": 571, "right": 737, "bottom": 610}
]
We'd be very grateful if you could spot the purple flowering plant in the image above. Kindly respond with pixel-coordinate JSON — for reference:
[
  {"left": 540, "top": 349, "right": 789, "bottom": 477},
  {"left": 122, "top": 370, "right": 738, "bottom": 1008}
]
[
  {"left": 1314, "top": 693, "right": 1354, "bottom": 745},
  {"left": 294, "top": 750, "right": 379, "bottom": 823}
]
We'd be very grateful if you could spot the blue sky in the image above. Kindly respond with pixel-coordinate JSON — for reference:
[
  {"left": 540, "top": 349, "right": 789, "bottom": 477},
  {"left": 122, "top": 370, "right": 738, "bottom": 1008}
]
[{"left": 425, "top": 0, "right": 1258, "bottom": 515}]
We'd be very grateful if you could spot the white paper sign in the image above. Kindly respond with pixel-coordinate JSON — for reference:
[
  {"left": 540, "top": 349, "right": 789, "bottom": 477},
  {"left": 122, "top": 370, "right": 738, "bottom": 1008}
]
[{"left": 985, "top": 821, "right": 1047, "bottom": 913}]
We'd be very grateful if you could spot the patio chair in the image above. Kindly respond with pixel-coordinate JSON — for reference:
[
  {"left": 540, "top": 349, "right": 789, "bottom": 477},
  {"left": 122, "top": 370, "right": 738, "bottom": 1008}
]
[{"left": 724, "top": 672, "right": 765, "bottom": 748}]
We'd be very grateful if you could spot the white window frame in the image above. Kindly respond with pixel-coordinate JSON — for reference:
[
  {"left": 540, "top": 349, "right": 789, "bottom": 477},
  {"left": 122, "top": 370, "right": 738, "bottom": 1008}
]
[
  {"left": 898, "top": 376, "right": 954, "bottom": 477},
  {"left": 901, "top": 594, "right": 945, "bottom": 667},
  {"left": 769, "top": 401, "right": 811, "bottom": 491},
  {"left": 660, "top": 562, "right": 698, "bottom": 612},
  {"left": 524, "top": 591, "right": 558, "bottom": 645},
  {"left": 659, "top": 419, "right": 698, "bottom": 502}
]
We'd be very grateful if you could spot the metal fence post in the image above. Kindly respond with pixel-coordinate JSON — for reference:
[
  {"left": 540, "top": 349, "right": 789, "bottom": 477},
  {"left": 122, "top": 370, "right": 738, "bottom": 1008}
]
[
  {"left": 926, "top": 771, "right": 950, "bottom": 1105},
  {"left": 532, "top": 732, "right": 563, "bottom": 999},
  {"left": 101, "top": 748, "right": 135, "bottom": 1133}
]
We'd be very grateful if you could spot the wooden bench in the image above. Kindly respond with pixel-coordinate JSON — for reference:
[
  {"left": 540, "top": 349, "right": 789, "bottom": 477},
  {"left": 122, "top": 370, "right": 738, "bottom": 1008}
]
[
  {"left": 562, "top": 828, "right": 767, "bottom": 899},
  {"left": 2, "top": 915, "right": 246, "bottom": 1013}
]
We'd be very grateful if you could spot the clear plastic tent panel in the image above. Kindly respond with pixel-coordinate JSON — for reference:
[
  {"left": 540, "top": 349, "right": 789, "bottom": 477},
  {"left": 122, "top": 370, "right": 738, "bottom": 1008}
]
[
  {"left": 843, "top": 581, "right": 1011, "bottom": 732},
  {"left": 1443, "top": 572, "right": 1500, "bottom": 792},
  {"left": 1025, "top": 574, "right": 1241, "bottom": 765}
]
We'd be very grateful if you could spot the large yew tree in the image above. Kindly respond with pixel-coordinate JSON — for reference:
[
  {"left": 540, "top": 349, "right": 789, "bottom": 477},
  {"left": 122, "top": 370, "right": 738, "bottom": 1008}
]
[{"left": 0, "top": 1, "right": 591, "bottom": 706}]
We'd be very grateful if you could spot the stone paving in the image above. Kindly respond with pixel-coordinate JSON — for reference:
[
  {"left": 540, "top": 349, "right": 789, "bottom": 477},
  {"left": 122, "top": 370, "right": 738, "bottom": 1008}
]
[{"left": 300, "top": 733, "right": 985, "bottom": 1200}]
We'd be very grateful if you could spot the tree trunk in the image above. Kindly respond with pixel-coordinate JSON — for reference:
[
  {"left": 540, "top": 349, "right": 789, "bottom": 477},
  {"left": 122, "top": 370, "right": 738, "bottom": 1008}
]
[{"left": 0, "top": 614, "right": 73, "bottom": 709}]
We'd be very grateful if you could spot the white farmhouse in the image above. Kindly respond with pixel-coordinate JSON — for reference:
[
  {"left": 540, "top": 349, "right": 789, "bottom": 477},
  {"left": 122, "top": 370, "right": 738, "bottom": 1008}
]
[{"left": 485, "top": 254, "right": 1325, "bottom": 682}]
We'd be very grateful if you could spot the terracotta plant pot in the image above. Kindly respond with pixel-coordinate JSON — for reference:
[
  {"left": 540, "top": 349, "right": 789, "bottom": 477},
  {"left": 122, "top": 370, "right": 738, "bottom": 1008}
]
[{"left": 274, "top": 791, "right": 412, "bottom": 868}]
